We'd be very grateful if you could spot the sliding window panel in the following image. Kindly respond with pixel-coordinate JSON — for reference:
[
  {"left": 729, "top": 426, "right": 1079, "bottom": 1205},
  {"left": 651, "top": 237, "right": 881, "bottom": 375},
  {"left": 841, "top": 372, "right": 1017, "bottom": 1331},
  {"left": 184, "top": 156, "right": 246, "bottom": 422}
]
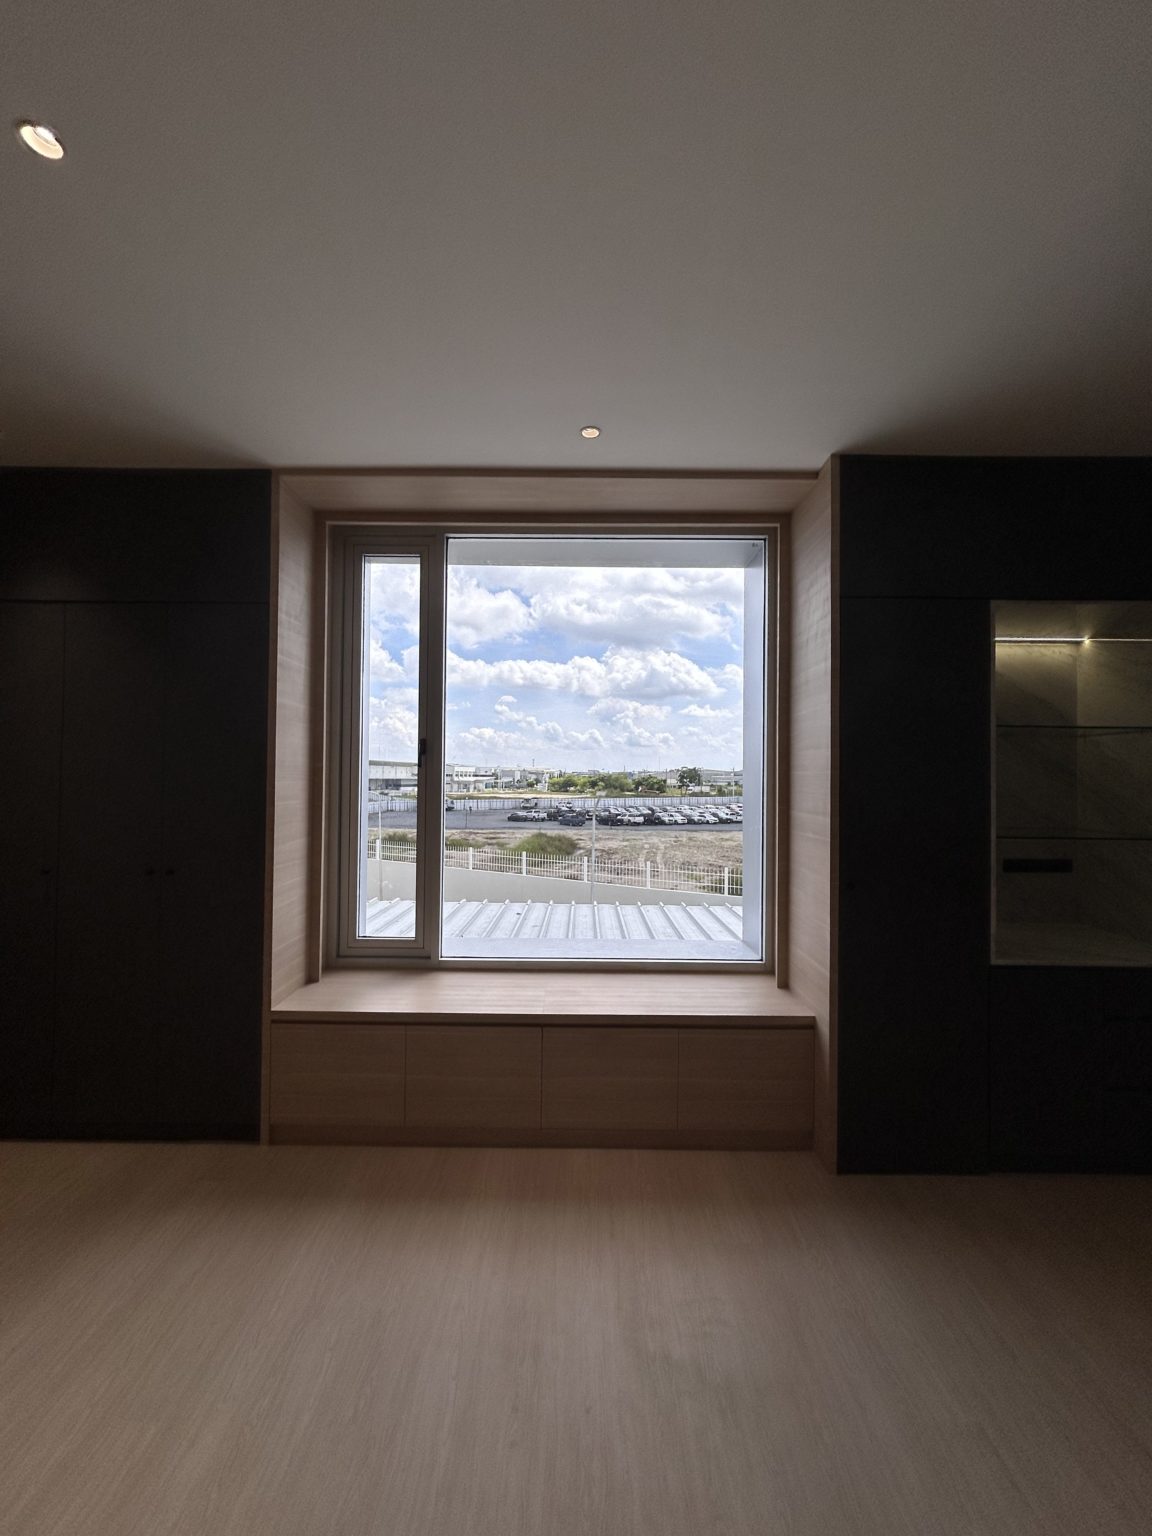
[
  {"left": 440, "top": 535, "right": 769, "bottom": 965},
  {"left": 330, "top": 536, "right": 439, "bottom": 958}
]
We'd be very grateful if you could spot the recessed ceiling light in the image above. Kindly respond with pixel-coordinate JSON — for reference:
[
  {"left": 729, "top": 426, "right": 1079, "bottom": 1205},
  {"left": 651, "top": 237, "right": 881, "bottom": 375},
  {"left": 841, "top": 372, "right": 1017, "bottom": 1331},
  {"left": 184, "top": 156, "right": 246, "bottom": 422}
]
[
  {"left": 580, "top": 425, "right": 601, "bottom": 439},
  {"left": 17, "top": 122, "right": 64, "bottom": 160}
]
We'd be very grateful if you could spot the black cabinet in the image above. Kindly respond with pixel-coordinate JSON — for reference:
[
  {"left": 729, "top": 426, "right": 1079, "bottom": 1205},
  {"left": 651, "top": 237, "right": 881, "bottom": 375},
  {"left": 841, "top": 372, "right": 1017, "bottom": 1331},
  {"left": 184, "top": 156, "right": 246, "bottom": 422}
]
[
  {"left": 837, "top": 597, "right": 992, "bottom": 1172},
  {"left": 837, "top": 455, "right": 1152, "bottom": 1173},
  {"left": 991, "top": 969, "right": 1152, "bottom": 1171},
  {"left": 46, "top": 604, "right": 267, "bottom": 1139},
  {"left": 0, "top": 469, "right": 271, "bottom": 1142},
  {"left": 156, "top": 605, "right": 268, "bottom": 1134},
  {"left": 53, "top": 605, "right": 166, "bottom": 1135},
  {"left": 0, "top": 471, "right": 270, "bottom": 604},
  {"left": 0, "top": 605, "right": 64, "bottom": 1135}
]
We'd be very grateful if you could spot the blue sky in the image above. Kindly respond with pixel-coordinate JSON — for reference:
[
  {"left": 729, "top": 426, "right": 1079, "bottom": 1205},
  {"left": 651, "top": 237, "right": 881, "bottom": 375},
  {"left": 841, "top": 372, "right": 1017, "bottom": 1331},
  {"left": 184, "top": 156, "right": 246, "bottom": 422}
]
[{"left": 366, "top": 555, "right": 746, "bottom": 771}]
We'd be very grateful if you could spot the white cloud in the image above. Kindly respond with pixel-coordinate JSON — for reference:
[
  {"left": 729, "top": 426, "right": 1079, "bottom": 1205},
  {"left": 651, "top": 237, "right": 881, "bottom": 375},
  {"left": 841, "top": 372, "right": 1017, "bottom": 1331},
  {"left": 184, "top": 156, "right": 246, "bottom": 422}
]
[
  {"left": 526, "top": 588, "right": 733, "bottom": 646},
  {"left": 369, "top": 638, "right": 407, "bottom": 687},
  {"left": 710, "top": 663, "right": 744, "bottom": 693},
  {"left": 367, "top": 687, "right": 420, "bottom": 760},
  {"left": 446, "top": 562, "right": 744, "bottom": 647},
  {"left": 369, "top": 559, "right": 420, "bottom": 636},
  {"left": 455, "top": 720, "right": 608, "bottom": 758},
  {"left": 588, "top": 698, "right": 672, "bottom": 723},
  {"left": 446, "top": 645, "right": 723, "bottom": 700},
  {"left": 445, "top": 572, "right": 532, "bottom": 649}
]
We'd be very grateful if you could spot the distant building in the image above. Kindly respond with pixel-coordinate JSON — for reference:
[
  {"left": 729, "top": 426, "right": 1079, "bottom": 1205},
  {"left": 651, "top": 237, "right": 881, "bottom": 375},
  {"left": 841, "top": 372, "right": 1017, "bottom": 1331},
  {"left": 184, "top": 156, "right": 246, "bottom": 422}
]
[
  {"left": 445, "top": 763, "right": 557, "bottom": 791},
  {"left": 368, "top": 760, "right": 418, "bottom": 790}
]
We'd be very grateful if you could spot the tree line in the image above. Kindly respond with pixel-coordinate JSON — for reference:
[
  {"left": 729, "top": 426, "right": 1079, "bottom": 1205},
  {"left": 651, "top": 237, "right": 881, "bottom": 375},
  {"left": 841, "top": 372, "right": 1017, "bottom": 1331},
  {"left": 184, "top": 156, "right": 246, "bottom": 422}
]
[{"left": 544, "top": 767, "right": 710, "bottom": 794}]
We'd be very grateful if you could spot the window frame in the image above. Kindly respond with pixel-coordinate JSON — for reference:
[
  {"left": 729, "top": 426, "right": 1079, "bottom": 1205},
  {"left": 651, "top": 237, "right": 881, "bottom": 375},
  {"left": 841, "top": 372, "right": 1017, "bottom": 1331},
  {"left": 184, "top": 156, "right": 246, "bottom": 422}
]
[{"left": 323, "top": 517, "right": 780, "bottom": 974}]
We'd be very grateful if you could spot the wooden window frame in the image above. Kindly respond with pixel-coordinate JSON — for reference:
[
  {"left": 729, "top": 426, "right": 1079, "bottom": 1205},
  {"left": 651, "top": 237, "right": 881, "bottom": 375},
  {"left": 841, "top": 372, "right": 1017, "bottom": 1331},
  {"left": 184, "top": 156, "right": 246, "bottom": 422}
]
[{"left": 319, "top": 513, "right": 785, "bottom": 975}]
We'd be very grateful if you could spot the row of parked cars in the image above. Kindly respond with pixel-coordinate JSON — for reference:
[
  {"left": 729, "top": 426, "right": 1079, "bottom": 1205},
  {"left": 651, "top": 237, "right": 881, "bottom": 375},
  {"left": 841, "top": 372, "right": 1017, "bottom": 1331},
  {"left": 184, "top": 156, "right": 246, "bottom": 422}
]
[{"left": 507, "top": 801, "right": 744, "bottom": 827}]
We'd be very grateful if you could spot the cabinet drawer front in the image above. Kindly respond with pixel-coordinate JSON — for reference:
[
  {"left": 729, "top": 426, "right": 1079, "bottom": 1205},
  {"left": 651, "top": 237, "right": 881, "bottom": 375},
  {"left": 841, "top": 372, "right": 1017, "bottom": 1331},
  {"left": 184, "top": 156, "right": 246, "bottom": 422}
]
[
  {"left": 543, "top": 1027, "right": 677, "bottom": 1130},
  {"left": 406, "top": 1026, "right": 541, "bottom": 1128},
  {"left": 679, "top": 1028, "right": 814, "bottom": 1135},
  {"left": 271, "top": 1024, "right": 404, "bottom": 1127}
]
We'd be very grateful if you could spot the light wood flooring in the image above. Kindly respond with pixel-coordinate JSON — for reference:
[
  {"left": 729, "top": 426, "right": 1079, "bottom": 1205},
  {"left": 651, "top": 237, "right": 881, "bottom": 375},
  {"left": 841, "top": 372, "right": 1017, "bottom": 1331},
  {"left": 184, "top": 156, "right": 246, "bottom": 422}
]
[{"left": 1, "top": 1144, "right": 1150, "bottom": 1536}]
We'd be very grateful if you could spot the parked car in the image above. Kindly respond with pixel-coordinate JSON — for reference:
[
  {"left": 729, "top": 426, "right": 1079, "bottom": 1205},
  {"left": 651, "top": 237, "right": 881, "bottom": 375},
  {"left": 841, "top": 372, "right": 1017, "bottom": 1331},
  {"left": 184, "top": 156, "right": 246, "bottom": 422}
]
[
  {"left": 508, "top": 809, "right": 545, "bottom": 821},
  {"left": 616, "top": 812, "right": 645, "bottom": 826},
  {"left": 445, "top": 800, "right": 457, "bottom": 812},
  {"left": 557, "top": 811, "right": 588, "bottom": 826},
  {"left": 519, "top": 797, "right": 539, "bottom": 808}
]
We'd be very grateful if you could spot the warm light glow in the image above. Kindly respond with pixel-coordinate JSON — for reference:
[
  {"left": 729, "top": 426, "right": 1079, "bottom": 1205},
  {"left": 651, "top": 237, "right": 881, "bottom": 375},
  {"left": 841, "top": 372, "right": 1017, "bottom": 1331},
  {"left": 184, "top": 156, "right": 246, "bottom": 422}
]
[
  {"left": 17, "top": 122, "right": 64, "bottom": 160},
  {"left": 995, "top": 637, "right": 1087, "bottom": 644},
  {"left": 580, "top": 425, "right": 601, "bottom": 439}
]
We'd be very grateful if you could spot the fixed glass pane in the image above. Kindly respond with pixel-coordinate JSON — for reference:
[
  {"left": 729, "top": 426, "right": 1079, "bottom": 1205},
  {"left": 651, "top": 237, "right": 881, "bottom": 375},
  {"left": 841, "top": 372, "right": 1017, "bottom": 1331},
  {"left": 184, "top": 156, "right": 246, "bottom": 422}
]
[
  {"left": 357, "top": 554, "right": 421, "bottom": 940},
  {"left": 993, "top": 601, "right": 1152, "bottom": 965},
  {"left": 440, "top": 536, "right": 768, "bottom": 962}
]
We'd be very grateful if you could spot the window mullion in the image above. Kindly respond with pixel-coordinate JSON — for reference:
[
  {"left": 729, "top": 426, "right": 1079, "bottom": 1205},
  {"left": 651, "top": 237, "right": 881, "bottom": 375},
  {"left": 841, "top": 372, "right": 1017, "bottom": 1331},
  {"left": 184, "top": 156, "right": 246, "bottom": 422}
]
[{"left": 419, "top": 535, "right": 447, "bottom": 960}]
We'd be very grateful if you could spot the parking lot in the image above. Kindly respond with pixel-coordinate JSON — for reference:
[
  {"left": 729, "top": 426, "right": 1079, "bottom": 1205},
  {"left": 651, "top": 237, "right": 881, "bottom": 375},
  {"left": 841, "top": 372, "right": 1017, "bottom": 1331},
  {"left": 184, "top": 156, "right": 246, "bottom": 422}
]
[{"left": 369, "top": 804, "right": 743, "bottom": 833}]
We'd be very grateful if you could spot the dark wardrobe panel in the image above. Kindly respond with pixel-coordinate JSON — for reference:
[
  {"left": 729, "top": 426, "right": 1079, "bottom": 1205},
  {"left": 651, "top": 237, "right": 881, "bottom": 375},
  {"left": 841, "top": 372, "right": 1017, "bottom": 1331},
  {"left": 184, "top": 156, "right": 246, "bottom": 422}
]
[
  {"left": 0, "top": 605, "right": 64, "bottom": 1134},
  {"left": 1, "top": 470, "right": 271, "bottom": 1143},
  {"left": 0, "top": 470, "right": 270, "bottom": 604},
  {"left": 53, "top": 606, "right": 167, "bottom": 1133},
  {"left": 838, "top": 456, "right": 1152, "bottom": 601},
  {"left": 991, "top": 968, "right": 1152, "bottom": 1172},
  {"left": 155, "top": 605, "right": 268, "bottom": 1134},
  {"left": 837, "top": 597, "right": 992, "bottom": 1171}
]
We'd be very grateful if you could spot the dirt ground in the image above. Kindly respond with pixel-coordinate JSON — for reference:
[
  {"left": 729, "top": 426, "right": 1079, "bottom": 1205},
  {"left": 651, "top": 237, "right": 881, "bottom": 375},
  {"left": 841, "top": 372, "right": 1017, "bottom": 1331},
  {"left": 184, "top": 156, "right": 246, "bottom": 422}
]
[{"left": 443, "top": 826, "right": 744, "bottom": 867}]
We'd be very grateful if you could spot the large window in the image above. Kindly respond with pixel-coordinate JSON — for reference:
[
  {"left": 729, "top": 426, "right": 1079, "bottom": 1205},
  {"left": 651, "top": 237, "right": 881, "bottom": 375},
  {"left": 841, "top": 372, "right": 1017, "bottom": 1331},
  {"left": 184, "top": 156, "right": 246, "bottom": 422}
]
[{"left": 329, "top": 528, "right": 774, "bottom": 966}]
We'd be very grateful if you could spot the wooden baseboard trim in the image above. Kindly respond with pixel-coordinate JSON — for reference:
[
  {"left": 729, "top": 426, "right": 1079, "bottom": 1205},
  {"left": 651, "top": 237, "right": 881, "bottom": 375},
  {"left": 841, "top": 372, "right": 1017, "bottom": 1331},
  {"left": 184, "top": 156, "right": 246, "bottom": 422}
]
[{"left": 270, "top": 1124, "right": 812, "bottom": 1150}]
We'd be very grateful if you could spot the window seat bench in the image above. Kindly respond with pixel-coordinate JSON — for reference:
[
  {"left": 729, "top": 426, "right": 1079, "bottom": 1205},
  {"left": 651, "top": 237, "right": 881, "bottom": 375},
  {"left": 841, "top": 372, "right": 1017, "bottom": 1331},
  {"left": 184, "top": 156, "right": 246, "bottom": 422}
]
[{"left": 268, "top": 972, "right": 816, "bottom": 1149}]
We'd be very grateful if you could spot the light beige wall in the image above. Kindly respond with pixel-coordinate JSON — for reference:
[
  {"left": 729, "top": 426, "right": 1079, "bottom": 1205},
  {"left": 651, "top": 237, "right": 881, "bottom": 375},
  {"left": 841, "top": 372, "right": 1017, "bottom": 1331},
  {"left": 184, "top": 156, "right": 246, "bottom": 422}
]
[
  {"left": 787, "top": 460, "right": 837, "bottom": 1168},
  {"left": 270, "top": 484, "right": 317, "bottom": 1006}
]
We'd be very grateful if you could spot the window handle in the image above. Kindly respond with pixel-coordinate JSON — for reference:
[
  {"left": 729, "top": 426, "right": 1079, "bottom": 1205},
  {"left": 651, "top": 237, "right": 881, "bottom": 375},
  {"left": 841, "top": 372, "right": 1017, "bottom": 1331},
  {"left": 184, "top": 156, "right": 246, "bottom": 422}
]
[{"left": 418, "top": 737, "right": 427, "bottom": 763}]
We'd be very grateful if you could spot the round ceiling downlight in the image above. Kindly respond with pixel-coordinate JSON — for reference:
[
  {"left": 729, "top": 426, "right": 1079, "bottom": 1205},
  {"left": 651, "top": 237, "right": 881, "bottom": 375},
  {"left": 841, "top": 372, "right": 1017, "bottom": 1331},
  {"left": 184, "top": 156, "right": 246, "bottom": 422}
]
[
  {"left": 580, "top": 425, "right": 601, "bottom": 439},
  {"left": 17, "top": 122, "right": 64, "bottom": 160}
]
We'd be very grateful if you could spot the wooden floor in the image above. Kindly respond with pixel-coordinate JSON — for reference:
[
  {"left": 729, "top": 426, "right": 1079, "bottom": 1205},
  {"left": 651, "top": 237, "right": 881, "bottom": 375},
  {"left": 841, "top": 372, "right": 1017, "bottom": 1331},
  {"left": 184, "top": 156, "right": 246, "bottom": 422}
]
[{"left": 2, "top": 1146, "right": 1150, "bottom": 1536}]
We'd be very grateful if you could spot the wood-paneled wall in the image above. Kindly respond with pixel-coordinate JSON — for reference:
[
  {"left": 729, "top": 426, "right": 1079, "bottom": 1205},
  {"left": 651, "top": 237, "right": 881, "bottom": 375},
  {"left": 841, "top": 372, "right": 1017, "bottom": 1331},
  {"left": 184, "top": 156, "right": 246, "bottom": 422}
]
[
  {"left": 787, "top": 461, "right": 837, "bottom": 1167},
  {"left": 269, "top": 484, "right": 317, "bottom": 1008}
]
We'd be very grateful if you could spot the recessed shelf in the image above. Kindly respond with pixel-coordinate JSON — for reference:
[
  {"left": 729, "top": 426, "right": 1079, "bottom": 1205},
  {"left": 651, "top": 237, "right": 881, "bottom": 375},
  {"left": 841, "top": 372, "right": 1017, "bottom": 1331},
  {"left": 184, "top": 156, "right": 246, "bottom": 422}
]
[{"left": 993, "top": 600, "right": 1152, "bottom": 966}]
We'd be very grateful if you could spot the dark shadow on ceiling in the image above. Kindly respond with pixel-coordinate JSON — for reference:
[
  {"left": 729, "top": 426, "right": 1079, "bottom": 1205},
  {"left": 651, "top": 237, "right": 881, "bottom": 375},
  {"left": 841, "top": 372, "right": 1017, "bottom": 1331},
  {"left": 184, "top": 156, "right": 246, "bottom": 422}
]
[{"left": 0, "top": 331, "right": 257, "bottom": 469}]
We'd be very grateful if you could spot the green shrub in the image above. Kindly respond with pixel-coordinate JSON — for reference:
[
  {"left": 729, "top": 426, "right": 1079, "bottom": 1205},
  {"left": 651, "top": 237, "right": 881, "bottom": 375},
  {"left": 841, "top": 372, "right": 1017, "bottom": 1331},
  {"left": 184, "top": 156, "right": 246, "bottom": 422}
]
[{"left": 513, "top": 832, "right": 579, "bottom": 858}]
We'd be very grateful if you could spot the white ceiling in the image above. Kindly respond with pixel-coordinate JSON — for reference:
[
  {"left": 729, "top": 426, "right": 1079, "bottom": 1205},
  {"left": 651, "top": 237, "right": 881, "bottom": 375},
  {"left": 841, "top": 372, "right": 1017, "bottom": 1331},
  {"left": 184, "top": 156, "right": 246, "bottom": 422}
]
[{"left": 3, "top": 0, "right": 1150, "bottom": 470}]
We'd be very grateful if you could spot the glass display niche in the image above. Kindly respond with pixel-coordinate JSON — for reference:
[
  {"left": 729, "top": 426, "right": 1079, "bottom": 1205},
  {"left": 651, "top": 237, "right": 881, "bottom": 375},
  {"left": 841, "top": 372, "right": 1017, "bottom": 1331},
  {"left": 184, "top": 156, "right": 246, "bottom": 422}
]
[{"left": 994, "top": 602, "right": 1152, "bottom": 965}]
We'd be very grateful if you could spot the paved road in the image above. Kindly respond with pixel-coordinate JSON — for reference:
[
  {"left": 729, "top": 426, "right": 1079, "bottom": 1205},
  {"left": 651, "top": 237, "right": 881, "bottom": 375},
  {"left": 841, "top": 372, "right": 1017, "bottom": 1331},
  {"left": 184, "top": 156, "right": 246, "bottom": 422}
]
[{"left": 367, "top": 806, "right": 740, "bottom": 832}]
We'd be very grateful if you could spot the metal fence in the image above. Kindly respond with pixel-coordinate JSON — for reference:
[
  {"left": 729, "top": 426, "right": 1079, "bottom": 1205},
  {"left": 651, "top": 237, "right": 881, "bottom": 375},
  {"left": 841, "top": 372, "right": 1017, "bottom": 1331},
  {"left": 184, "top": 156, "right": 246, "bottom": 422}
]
[{"left": 367, "top": 837, "right": 744, "bottom": 896}]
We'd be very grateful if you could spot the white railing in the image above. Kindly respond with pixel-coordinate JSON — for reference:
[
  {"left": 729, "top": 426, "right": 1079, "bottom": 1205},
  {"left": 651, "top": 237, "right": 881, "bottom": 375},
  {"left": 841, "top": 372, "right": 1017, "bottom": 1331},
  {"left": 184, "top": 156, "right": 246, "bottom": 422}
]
[{"left": 367, "top": 837, "right": 744, "bottom": 896}]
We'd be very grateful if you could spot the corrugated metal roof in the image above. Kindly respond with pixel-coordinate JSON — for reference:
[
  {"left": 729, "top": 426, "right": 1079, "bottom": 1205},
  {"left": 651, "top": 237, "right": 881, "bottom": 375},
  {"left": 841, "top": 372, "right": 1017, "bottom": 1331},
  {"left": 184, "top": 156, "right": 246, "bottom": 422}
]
[{"left": 366, "top": 897, "right": 743, "bottom": 944}]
